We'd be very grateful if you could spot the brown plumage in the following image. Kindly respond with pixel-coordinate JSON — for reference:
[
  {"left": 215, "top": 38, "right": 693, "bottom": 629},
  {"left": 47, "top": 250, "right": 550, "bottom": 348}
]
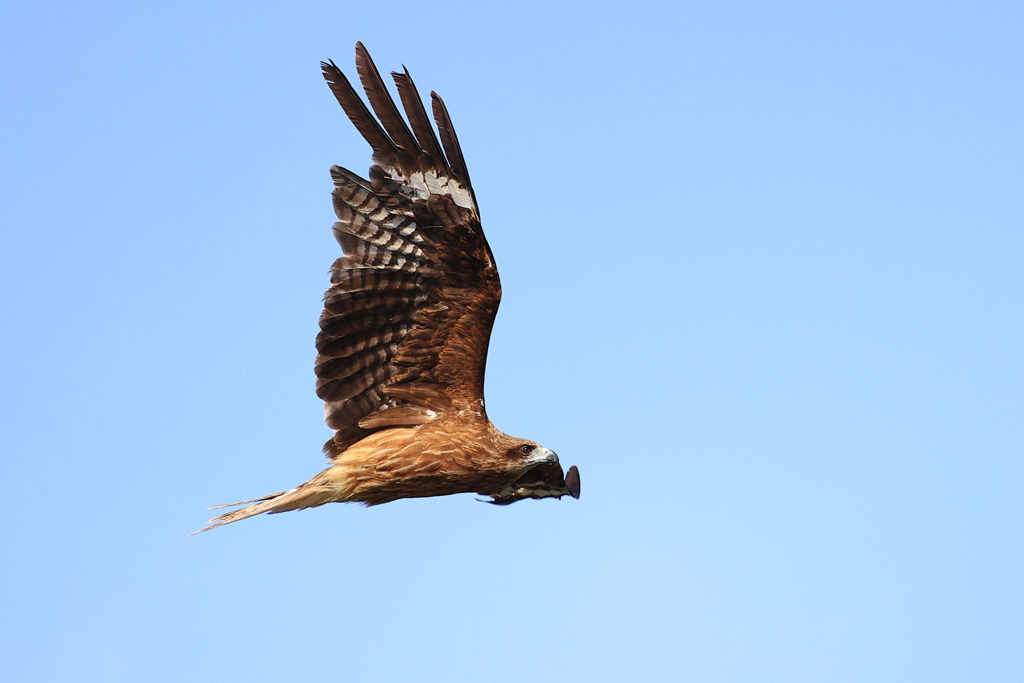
[{"left": 195, "top": 43, "right": 579, "bottom": 534}]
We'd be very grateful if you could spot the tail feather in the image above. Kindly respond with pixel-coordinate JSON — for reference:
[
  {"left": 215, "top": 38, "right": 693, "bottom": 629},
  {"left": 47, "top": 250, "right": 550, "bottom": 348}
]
[
  {"left": 192, "top": 479, "right": 343, "bottom": 535},
  {"left": 207, "top": 493, "right": 282, "bottom": 510}
]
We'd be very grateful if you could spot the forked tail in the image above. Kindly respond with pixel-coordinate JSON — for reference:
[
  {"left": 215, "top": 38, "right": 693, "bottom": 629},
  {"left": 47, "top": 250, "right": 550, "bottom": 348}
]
[{"left": 192, "top": 474, "right": 344, "bottom": 534}]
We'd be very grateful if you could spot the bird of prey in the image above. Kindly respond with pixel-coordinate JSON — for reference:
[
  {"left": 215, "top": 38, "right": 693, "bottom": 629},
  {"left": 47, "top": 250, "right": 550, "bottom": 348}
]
[{"left": 195, "top": 44, "right": 579, "bottom": 533}]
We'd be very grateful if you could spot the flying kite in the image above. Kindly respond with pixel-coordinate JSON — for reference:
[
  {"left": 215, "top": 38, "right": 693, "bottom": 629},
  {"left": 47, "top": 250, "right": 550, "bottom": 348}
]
[{"left": 196, "top": 43, "right": 579, "bottom": 533}]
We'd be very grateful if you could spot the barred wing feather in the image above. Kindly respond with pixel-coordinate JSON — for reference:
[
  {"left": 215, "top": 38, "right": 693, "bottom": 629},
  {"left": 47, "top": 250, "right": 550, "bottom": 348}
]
[{"left": 317, "top": 44, "right": 501, "bottom": 459}]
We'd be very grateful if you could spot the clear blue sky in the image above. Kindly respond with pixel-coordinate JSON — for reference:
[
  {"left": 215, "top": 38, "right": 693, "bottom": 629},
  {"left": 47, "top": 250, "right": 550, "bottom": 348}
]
[{"left": 2, "top": 1, "right": 1021, "bottom": 681}]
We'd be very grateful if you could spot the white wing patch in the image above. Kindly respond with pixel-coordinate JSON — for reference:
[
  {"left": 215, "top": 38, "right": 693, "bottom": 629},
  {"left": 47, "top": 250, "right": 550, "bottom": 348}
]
[{"left": 396, "top": 169, "right": 476, "bottom": 210}]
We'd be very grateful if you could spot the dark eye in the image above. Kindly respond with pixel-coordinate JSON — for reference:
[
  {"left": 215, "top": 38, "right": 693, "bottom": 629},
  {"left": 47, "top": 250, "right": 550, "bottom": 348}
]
[{"left": 520, "top": 444, "right": 534, "bottom": 455}]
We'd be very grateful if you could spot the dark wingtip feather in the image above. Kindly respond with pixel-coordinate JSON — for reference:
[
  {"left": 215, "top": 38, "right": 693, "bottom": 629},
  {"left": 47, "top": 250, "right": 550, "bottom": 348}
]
[
  {"left": 392, "top": 66, "right": 447, "bottom": 173},
  {"left": 430, "top": 91, "right": 478, "bottom": 209},
  {"left": 321, "top": 53, "right": 397, "bottom": 165},
  {"left": 354, "top": 42, "right": 420, "bottom": 159}
]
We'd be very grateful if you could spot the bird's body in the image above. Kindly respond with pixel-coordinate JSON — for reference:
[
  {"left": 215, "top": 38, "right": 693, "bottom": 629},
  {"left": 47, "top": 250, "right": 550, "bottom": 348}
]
[{"left": 196, "top": 44, "right": 578, "bottom": 534}]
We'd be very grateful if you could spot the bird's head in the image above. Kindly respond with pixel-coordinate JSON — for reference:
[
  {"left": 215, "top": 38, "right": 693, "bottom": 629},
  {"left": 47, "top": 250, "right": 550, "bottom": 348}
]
[
  {"left": 504, "top": 440, "right": 559, "bottom": 467},
  {"left": 489, "top": 438, "right": 580, "bottom": 505}
]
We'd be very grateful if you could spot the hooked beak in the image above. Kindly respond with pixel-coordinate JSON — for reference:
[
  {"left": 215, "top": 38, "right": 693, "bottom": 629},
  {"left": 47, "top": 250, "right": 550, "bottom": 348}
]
[
  {"left": 531, "top": 450, "right": 580, "bottom": 500},
  {"left": 528, "top": 446, "right": 560, "bottom": 466}
]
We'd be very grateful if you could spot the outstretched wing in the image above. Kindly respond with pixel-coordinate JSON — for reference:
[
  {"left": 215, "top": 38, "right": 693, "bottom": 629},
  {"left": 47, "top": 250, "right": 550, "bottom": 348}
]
[{"left": 317, "top": 43, "right": 501, "bottom": 459}]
